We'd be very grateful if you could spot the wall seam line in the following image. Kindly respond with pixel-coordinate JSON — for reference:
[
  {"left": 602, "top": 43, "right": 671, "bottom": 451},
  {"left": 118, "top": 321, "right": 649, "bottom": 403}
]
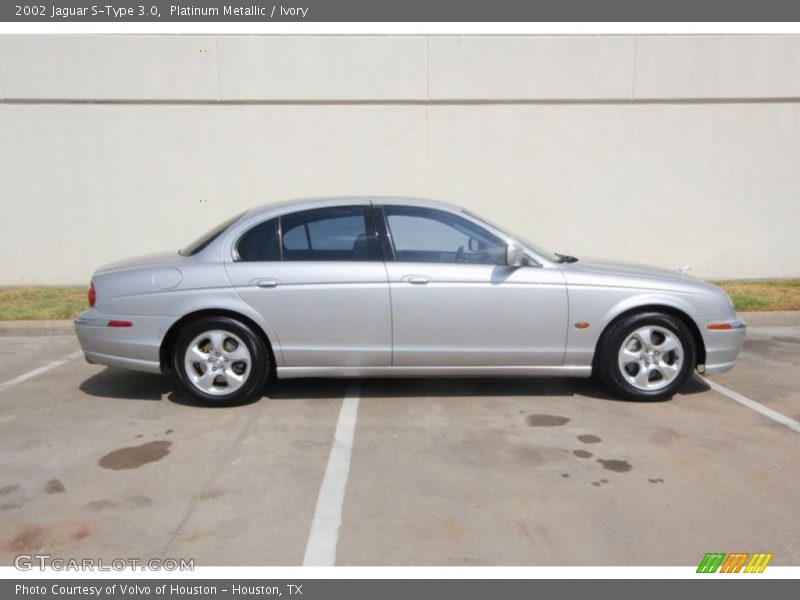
[
  {"left": 631, "top": 36, "right": 638, "bottom": 100},
  {"left": 213, "top": 35, "right": 221, "bottom": 102},
  {"left": 425, "top": 35, "right": 430, "bottom": 196}
]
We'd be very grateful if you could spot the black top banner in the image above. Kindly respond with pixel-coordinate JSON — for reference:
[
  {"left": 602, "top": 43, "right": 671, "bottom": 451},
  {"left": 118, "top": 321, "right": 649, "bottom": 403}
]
[{"left": 3, "top": 0, "right": 800, "bottom": 22}]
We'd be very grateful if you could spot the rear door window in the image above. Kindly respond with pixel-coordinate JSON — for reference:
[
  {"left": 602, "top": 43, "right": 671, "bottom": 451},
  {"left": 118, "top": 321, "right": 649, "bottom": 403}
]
[{"left": 281, "top": 206, "right": 377, "bottom": 261}]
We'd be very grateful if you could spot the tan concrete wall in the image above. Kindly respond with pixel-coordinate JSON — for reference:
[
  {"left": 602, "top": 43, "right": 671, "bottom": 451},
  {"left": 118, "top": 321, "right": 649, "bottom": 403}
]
[{"left": 0, "top": 35, "right": 798, "bottom": 284}]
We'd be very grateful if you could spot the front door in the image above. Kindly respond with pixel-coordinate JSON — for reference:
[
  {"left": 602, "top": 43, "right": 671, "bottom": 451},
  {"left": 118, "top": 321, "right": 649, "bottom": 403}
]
[{"left": 378, "top": 204, "right": 568, "bottom": 367}]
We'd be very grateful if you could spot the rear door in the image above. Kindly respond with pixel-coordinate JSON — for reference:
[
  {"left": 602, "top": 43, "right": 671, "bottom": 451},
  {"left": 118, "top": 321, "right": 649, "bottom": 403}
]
[
  {"left": 377, "top": 204, "right": 568, "bottom": 367},
  {"left": 225, "top": 204, "right": 391, "bottom": 367}
]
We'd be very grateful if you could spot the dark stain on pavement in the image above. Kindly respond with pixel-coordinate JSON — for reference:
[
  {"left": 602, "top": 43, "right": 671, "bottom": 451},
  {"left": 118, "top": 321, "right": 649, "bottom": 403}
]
[
  {"left": 573, "top": 450, "right": 593, "bottom": 459},
  {"left": 773, "top": 336, "right": 800, "bottom": 344},
  {"left": 648, "top": 478, "right": 665, "bottom": 484},
  {"left": 126, "top": 495, "right": 153, "bottom": 508},
  {"left": 85, "top": 500, "right": 116, "bottom": 512},
  {"left": 560, "top": 473, "right": 570, "bottom": 478},
  {"left": 597, "top": 458, "right": 633, "bottom": 473},
  {"left": 99, "top": 441, "right": 172, "bottom": 470},
  {"left": 43, "top": 479, "right": 66, "bottom": 494},
  {"left": 1, "top": 503, "right": 23, "bottom": 511},
  {"left": 577, "top": 434, "right": 602, "bottom": 444},
  {"left": 8, "top": 525, "right": 46, "bottom": 553},
  {"left": 72, "top": 525, "right": 90, "bottom": 540},
  {"left": 526, "top": 414, "right": 570, "bottom": 427},
  {"left": 165, "top": 429, "right": 174, "bottom": 434},
  {"left": 0, "top": 484, "right": 20, "bottom": 497}
]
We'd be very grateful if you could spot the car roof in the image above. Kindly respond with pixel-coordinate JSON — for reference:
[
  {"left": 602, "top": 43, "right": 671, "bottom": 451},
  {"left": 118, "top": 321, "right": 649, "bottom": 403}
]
[
  {"left": 209, "top": 195, "right": 555, "bottom": 268},
  {"left": 244, "top": 196, "right": 464, "bottom": 219}
]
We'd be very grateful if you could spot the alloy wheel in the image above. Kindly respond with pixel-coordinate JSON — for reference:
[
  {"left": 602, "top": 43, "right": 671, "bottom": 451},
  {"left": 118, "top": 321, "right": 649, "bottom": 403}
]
[
  {"left": 617, "top": 325, "right": 684, "bottom": 391},
  {"left": 183, "top": 329, "right": 252, "bottom": 396}
]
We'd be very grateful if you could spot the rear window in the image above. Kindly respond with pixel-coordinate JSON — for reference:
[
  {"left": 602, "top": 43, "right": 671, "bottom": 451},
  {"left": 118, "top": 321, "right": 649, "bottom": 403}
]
[{"left": 179, "top": 213, "right": 244, "bottom": 256}]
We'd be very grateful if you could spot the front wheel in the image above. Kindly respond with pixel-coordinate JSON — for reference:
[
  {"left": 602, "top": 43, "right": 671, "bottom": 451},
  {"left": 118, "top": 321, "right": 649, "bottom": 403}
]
[
  {"left": 172, "top": 316, "right": 270, "bottom": 405},
  {"left": 597, "top": 312, "right": 696, "bottom": 402}
]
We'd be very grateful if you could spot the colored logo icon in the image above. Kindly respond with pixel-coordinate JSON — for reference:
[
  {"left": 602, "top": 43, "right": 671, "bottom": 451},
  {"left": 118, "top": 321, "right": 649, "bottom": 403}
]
[{"left": 697, "top": 552, "right": 773, "bottom": 573}]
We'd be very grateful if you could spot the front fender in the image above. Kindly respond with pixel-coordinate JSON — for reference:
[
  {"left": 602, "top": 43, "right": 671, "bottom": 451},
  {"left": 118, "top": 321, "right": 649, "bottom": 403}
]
[
  {"left": 603, "top": 292, "right": 700, "bottom": 325},
  {"left": 564, "top": 285, "right": 706, "bottom": 367}
]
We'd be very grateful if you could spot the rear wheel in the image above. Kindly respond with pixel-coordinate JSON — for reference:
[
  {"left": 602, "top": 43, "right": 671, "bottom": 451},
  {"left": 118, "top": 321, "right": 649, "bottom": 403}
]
[
  {"left": 173, "top": 316, "right": 270, "bottom": 405},
  {"left": 597, "top": 312, "right": 696, "bottom": 401}
]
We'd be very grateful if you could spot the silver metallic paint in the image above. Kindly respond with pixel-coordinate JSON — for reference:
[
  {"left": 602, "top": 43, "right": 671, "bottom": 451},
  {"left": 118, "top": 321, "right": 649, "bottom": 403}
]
[{"left": 74, "top": 196, "right": 745, "bottom": 382}]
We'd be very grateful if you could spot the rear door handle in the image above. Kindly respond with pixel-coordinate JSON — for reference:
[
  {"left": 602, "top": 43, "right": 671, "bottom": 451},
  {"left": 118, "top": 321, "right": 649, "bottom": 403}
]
[
  {"left": 255, "top": 279, "right": 280, "bottom": 288},
  {"left": 404, "top": 275, "right": 432, "bottom": 285}
]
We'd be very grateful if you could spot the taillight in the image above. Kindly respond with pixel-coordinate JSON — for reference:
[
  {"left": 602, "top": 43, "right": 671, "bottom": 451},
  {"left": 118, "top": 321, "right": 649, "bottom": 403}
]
[{"left": 88, "top": 282, "right": 96, "bottom": 308}]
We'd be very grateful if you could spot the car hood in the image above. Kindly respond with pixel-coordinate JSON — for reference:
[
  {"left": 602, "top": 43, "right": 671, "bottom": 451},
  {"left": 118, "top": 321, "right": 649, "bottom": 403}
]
[
  {"left": 95, "top": 250, "right": 185, "bottom": 274},
  {"left": 569, "top": 257, "right": 693, "bottom": 280},
  {"left": 560, "top": 256, "right": 716, "bottom": 290}
]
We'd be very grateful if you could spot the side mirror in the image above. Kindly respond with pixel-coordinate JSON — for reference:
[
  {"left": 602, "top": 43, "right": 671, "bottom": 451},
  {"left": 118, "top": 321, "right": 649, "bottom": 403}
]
[{"left": 506, "top": 242, "right": 526, "bottom": 267}]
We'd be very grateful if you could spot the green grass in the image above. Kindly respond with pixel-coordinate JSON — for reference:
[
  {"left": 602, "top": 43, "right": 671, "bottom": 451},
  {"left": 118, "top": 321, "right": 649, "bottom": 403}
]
[
  {"left": 0, "top": 287, "right": 87, "bottom": 320},
  {"left": 714, "top": 280, "right": 800, "bottom": 312},
  {"left": 0, "top": 279, "right": 798, "bottom": 320}
]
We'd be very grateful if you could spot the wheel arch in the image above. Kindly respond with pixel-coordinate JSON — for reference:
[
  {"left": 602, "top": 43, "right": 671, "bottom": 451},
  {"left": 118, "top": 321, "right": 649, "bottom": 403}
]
[
  {"left": 160, "top": 308, "right": 277, "bottom": 374},
  {"left": 593, "top": 304, "right": 706, "bottom": 368}
]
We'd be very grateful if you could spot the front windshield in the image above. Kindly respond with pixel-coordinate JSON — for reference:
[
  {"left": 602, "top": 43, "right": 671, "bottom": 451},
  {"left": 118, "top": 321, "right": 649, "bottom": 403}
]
[
  {"left": 462, "top": 209, "right": 560, "bottom": 263},
  {"left": 179, "top": 212, "right": 245, "bottom": 256}
]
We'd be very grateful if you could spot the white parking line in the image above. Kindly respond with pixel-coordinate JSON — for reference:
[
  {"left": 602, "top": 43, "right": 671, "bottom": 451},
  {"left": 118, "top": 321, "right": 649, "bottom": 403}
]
[
  {"left": 0, "top": 351, "right": 83, "bottom": 393},
  {"left": 303, "top": 381, "right": 361, "bottom": 566},
  {"left": 705, "top": 378, "right": 800, "bottom": 434}
]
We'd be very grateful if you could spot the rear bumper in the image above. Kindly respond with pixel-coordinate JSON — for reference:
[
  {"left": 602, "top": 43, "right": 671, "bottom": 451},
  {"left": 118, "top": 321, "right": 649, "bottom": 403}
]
[
  {"left": 698, "top": 317, "right": 747, "bottom": 376},
  {"left": 74, "top": 309, "right": 172, "bottom": 374}
]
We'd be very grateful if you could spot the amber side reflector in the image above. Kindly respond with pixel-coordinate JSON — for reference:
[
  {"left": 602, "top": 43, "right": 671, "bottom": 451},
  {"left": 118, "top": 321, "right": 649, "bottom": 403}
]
[
  {"left": 574, "top": 322, "right": 590, "bottom": 329},
  {"left": 107, "top": 320, "right": 133, "bottom": 328},
  {"left": 707, "top": 323, "right": 733, "bottom": 330}
]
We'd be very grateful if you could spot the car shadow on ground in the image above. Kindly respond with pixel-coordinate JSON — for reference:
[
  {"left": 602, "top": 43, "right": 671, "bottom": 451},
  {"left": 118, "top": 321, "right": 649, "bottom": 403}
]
[
  {"left": 79, "top": 368, "right": 172, "bottom": 401},
  {"left": 78, "top": 367, "right": 711, "bottom": 408},
  {"left": 356, "top": 374, "right": 709, "bottom": 403}
]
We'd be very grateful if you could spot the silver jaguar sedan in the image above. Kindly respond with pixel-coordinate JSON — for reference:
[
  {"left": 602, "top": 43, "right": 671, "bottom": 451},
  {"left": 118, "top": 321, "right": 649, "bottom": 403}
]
[{"left": 75, "top": 197, "right": 745, "bottom": 404}]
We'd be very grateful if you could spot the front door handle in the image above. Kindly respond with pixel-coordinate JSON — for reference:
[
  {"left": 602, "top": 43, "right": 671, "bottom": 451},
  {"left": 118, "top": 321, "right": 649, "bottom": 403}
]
[
  {"left": 255, "top": 279, "right": 280, "bottom": 288},
  {"left": 404, "top": 275, "right": 432, "bottom": 285}
]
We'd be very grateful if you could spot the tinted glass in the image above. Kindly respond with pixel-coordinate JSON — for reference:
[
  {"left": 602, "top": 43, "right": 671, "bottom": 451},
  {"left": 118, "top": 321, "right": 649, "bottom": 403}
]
[
  {"left": 384, "top": 206, "right": 505, "bottom": 265},
  {"left": 281, "top": 207, "right": 375, "bottom": 261},
  {"left": 236, "top": 218, "right": 280, "bottom": 261},
  {"left": 462, "top": 208, "right": 557, "bottom": 263},
  {"left": 179, "top": 212, "right": 245, "bottom": 256}
]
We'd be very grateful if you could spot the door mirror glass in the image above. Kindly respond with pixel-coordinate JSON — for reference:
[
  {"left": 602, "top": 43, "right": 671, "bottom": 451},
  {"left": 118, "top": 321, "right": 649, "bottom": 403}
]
[{"left": 506, "top": 242, "right": 526, "bottom": 267}]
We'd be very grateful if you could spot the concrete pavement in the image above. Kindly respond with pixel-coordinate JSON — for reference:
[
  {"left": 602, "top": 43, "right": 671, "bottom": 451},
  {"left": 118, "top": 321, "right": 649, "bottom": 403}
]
[{"left": 0, "top": 322, "right": 798, "bottom": 566}]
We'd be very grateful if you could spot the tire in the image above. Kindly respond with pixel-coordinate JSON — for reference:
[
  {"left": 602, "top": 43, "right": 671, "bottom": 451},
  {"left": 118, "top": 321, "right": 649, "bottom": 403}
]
[
  {"left": 172, "top": 316, "right": 270, "bottom": 405},
  {"left": 596, "top": 312, "right": 696, "bottom": 402}
]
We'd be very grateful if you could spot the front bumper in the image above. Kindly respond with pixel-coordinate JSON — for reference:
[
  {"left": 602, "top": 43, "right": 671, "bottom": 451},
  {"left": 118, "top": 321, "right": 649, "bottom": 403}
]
[
  {"left": 698, "top": 317, "right": 747, "bottom": 376},
  {"left": 74, "top": 309, "right": 173, "bottom": 374}
]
